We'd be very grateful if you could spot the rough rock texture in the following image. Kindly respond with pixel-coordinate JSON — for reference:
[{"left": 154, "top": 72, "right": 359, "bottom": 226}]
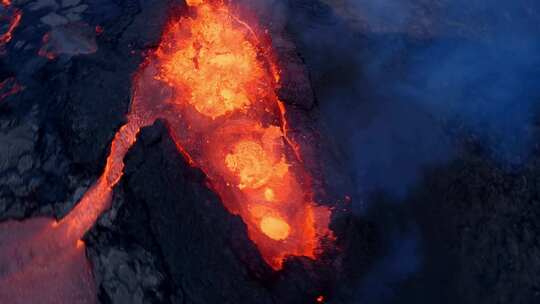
[{"left": 399, "top": 149, "right": 540, "bottom": 304}]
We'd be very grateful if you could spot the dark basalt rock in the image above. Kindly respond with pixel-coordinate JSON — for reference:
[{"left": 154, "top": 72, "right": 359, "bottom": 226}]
[{"left": 398, "top": 150, "right": 540, "bottom": 304}]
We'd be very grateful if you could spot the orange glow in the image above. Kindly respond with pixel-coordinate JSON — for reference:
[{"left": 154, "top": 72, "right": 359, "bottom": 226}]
[
  {"left": 185, "top": 0, "right": 203, "bottom": 6},
  {"left": 264, "top": 188, "right": 275, "bottom": 201},
  {"left": 225, "top": 139, "right": 287, "bottom": 189},
  {"left": 0, "top": 218, "right": 97, "bottom": 303},
  {"left": 260, "top": 216, "right": 290, "bottom": 240},
  {"left": 59, "top": 119, "right": 142, "bottom": 242},
  {"left": 156, "top": 3, "right": 268, "bottom": 119},
  {"left": 0, "top": 8, "right": 21, "bottom": 46},
  {"left": 30, "top": 0, "right": 331, "bottom": 273},
  {"left": 153, "top": 0, "right": 333, "bottom": 269},
  {"left": 0, "top": 1, "right": 334, "bottom": 301},
  {"left": 277, "top": 100, "right": 303, "bottom": 161},
  {"left": 316, "top": 295, "right": 325, "bottom": 303}
]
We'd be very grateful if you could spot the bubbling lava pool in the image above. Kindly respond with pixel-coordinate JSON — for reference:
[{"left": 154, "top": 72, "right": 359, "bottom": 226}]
[{"left": 0, "top": 0, "right": 333, "bottom": 302}]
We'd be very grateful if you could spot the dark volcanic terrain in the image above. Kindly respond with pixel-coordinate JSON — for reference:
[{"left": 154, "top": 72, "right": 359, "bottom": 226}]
[{"left": 1, "top": 0, "right": 539, "bottom": 303}]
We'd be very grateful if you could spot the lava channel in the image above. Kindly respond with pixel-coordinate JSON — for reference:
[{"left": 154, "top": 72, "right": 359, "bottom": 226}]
[
  {"left": 0, "top": 0, "right": 333, "bottom": 302},
  {"left": 0, "top": 0, "right": 21, "bottom": 53},
  {"left": 152, "top": 0, "right": 333, "bottom": 269}
]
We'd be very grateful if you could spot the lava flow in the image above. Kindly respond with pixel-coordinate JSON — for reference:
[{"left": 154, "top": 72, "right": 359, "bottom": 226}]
[
  {"left": 0, "top": 1, "right": 332, "bottom": 302},
  {"left": 0, "top": 0, "right": 21, "bottom": 52},
  {"left": 152, "top": 0, "right": 333, "bottom": 269}
]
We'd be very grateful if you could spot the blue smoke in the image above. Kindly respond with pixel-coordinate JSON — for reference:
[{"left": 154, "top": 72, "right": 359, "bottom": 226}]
[
  {"left": 355, "top": 228, "right": 421, "bottom": 304},
  {"left": 286, "top": 0, "right": 540, "bottom": 200},
  {"left": 284, "top": 1, "right": 540, "bottom": 302},
  {"left": 398, "top": 30, "right": 540, "bottom": 165}
]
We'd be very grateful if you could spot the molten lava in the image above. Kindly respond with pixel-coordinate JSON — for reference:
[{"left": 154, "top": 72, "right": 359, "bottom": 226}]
[
  {"left": 260, "top": 216, "right": 291, "bottom": 241},
  {"left": 152, "top": 0, "right": 333, "bottom": 269},
  {"left": 0, "top": 3, "right": 333, "bottom": 301},
  {"left": 0, "top": 0, "right": 21, "bottom": 48},
  {"left": 60, "top": 0, "right": 332, "bottom": 270},
  {"left": 155, "top": 4, "right": 269, "bottom": 119}
]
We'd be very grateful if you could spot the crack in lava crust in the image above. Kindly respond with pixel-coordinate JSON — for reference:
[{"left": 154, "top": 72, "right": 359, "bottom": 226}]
[
  {"left": 0, "top": 1, "right": 22, "bottom": 52},
  {"left": 0, "top": 1, "right": 333, "bottom": 302}
]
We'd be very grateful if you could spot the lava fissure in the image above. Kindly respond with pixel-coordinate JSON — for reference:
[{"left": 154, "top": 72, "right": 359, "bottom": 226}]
[
  {"left": 0, "top": 1, "right": 21, "bottom": 48},
  {"left": 150, "top": 0, "right": 332, "bottom": 269}
]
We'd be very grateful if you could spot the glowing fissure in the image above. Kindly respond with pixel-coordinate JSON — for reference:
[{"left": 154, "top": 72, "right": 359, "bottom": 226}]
[
  {"left": 0, "top": 1, "right": 21, "bottom": 48},
  {"left": 151, "top": 0, "right": 333, "bottom": 269}
]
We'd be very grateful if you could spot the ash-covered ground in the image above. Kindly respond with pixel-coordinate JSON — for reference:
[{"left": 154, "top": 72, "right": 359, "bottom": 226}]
[{"left": 1, "top": 0, "right": 539, "bottom": 303}]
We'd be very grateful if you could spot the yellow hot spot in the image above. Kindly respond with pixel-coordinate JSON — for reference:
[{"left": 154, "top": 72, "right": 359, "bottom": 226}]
[
  {"left": 260, "top": 216, "right": 290, "bottom": 240},
  {"left": 225, "top": 141, "right": 274, "bottom": 189},
  {"left": 185, "top": 0, "right": 204, "bottom": 6},
  {"left": 264, "top": 188, "right": 275, "bottom": 201}
]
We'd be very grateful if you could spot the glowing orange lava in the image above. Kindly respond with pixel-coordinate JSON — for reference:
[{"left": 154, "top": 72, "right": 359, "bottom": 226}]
[
  {"left": 152, "top": 0, "right": 333, "bottom": 269},
  {"left": 260, "top": 216, "right": 290, "bottom": 240},
  {"left": 0, "top": 1, "right": 21, "bottom": 47},
  {"left": 155, "top": 3, "right": 270, "bottom": 119},
  {"left": 57, "top": 1, "right": 334, "bottom": 269},
  {"left": 60, "top": 119, "right": 141, "bottom": 240}
]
